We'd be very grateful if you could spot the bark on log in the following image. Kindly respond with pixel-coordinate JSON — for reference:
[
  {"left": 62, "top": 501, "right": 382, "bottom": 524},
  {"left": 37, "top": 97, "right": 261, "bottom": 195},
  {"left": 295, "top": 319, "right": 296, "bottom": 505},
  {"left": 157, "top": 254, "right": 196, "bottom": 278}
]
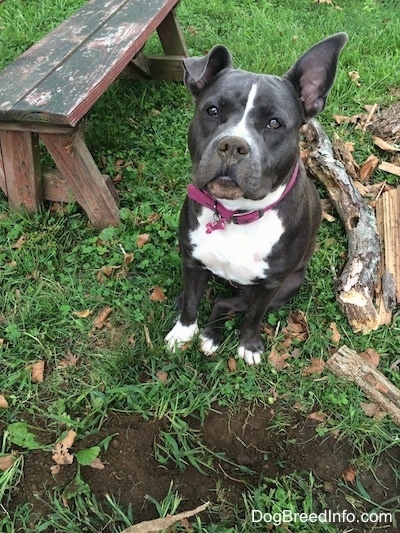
[
  {"left": 327, "top": 345, "right": 400, "bottom": 426},
  {"left": 304, "top": 119, "right": 381, "bottom": 334}
]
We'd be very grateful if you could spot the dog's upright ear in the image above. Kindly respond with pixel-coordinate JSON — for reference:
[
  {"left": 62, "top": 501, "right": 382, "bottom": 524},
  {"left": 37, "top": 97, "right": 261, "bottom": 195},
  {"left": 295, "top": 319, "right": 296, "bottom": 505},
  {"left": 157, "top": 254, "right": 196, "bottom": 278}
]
[
  {"left": 183, "top": 45, "right": 233, "bottom": 97},
  {"left": 284, "top": 33, "right": 348, "bottom": 120}
]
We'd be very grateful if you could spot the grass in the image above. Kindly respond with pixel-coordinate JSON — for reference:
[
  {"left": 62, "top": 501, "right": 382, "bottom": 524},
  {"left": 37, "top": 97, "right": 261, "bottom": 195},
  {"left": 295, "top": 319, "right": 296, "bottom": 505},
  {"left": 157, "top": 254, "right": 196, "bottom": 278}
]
[{"left": 1, "top": 0, "right": 400, "bottom": 531}]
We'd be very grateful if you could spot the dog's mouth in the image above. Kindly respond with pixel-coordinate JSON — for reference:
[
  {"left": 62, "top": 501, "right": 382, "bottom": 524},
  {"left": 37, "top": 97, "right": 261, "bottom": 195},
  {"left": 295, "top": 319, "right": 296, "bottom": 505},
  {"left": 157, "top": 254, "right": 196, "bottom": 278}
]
[{"left": 206, "top": 176, "right": 244, "bottom": 200}]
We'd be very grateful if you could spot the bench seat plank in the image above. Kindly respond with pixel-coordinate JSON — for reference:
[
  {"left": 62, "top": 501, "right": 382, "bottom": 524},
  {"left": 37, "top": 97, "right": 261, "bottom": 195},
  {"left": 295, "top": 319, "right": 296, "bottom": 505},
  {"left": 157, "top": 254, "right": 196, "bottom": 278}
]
[{"left": 0, "top": 0, "right": 181, "bottom": 126}]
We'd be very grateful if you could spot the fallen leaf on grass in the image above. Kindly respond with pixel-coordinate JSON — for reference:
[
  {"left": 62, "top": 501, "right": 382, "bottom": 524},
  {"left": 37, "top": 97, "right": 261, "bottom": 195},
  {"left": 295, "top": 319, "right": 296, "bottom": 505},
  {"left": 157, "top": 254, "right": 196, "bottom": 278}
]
[
  {"left": 379, "top": 161, "right": 400, "bottom": 177},
  {"left": 282, "top": 310, "right": 309, "bottom": 342},
  {"left": 137, "top": 233, "right": 150, "bottom": 248},
  {"left": 360, "top": 402, "right": 386, "bottom": 419},
  {"left": 268, "top": 348, "right": 291, "bottom": 370},
  {"left": 359, "top": 348, "right": 380, "bottom": 368},
  {"left": 58, "top": 350, "right": 79, "bottom": 369},
  {"left": 121, "top": 501, "right": 210, "bottom": 533},
  {"left": 227, "top": 357, "right": 237, "bottom": 372},
  {"left": 144, "top": 325, "right": 153, "bottom": 350},
  {"left": 72, "top": 309, "right": 91, "bottom": 318},
  {"left": 348, "top": 70, "right": 361, "bottom": 86},
  {"left": 12, "top": 235, "right": 27, "bottom": 249},
  {"left": 156, "top": 370, "right": 168, "bottom": 384},
  {"left": 329, "top": 322, "right": 341, "bottom": 344},
  {"left": 93, "top": 306, "right": 112, "bottom": 329},
  {"left": 30, "top": 360, "right": 45, "bottom": 383},
  {"left": 0, "top": 394, "right": 9, "bottom": 409},
  {"left": 302, "top": 357, "right": 325, "bottom": 376},
  {"left": 343, "top": 465, "right": 357, "bottom": 483},
  {"left": 150, "top": 286, "right": 167, "bottom": 302},
  {"left": 0, "top": 454, "right": 14, "bottom": 471},
  {"left": 89, "top": 457, "right": 105, "bottom": 470},
  {"left": 52, "top": 430, "right": 77, "bottom": 466},
  {"left": 308, "top": 411, "right": 327, "bottom": 422}
]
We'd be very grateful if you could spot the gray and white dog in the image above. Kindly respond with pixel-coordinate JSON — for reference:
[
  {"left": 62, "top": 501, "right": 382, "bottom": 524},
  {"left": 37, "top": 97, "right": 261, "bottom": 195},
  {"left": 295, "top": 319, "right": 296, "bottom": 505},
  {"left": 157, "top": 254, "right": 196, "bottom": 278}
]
[{"left": 166, "top": 34, "right": 348, "bottom": 364}]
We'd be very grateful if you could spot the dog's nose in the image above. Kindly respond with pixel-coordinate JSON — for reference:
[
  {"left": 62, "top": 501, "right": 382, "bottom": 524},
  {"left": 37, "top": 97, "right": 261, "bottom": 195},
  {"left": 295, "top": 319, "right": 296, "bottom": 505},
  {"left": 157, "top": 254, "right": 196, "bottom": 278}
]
[{"left": 217, "top": 136, "right": 250, "bottom": 159}]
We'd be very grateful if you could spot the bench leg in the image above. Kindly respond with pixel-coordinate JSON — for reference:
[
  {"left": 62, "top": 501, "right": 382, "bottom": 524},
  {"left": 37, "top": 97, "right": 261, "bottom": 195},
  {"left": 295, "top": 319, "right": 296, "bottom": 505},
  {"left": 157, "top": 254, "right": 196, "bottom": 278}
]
[
  {"left": 0, "top": 130, "right": 42, "bottom": 211},
  {"left": 157, "top": 9, "right": 189, "bottom": 56},
  {"left": 40, "top": 129, "right": 120, "bottom": 229}
]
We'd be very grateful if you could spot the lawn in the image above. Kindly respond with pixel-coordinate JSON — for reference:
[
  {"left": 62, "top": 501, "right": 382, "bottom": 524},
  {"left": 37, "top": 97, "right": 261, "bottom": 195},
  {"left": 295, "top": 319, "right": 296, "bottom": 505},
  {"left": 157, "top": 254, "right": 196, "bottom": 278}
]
[{"left": 0, "top": 0, "right": 399, "bottom": 531}]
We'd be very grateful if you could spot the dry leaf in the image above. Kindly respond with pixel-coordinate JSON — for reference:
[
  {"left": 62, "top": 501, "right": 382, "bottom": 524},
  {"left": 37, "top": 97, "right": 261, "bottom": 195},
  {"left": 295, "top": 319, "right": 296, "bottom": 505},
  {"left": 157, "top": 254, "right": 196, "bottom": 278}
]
[
  {"left": 329, "top": 322, "right": 341, "bottom": 344},
  {"left": 93, "top": 306, "right": 112, "bottom": 329},
  {"left": 123, "top": 253, "right": 134, "bottom": 266},
  {"left": 72, "top": 309, "right": 91, "bottom": 318},
  {"left": 123, "top": 501, "right": 210, "bottom": 533},
  {"left": 30, "top": 360, "right": 45, "bottom": 383},
  {"left": 89, "top": 457, "right": 105, "bottom": 470},
  {"left": 0, "top": 454, "right": 14, "bottom": 471},
  {"left": 137, "top": 234, "right": 150, "bottom": 248},
  {"left": 156, "top": 370, "right": 168, "bottom": 384},
  {"left": 268, "top": 348, "right": 291, "bottom": 370},
  {"left": 360, "top": 155, "right": 380, "bottom": 181},
  {"left": 150, "top": 286, "right": 167, "bottom": 302},
  {"left": 343, "top": 465, "right": 357, "bottom": 483},
  {"left": 227, "top": 357, "right": 237, "bottom": 372},
  {"left": 144, "top": 325, "right": 153, "bottom": 349},
  {"left": 322, "top": 211, "right": 336, "bottom": 222},
  {"left": 348, "top": 70, "right": 361, "bottom": 86},
  {"left": 50, "top": 464, "right": 61, "bottom": 475},
  {"left": 12, "top": 235, "right": 27, "bottom": 249},
  {"left": 302, "top": 357, "right": 325, "bottom": 376},
  {"left": 308, "top": 411, "right": 326, "bottom": 422},
  {"left": 359, "top": 348, "right": 380, "bottom": 368},
  {"left": 0, "top": 394, "right": 9, "bottom": 409},
  {"left": 283, "top": 310, "right": 309, "bottom": 342},
  {"left": 52, "top": 430, "right": 77, "bottom": 465},
  {"left": 360, "top": 402, "right": 380, "bottom": 418},
  {"left": 58, "top": 350, "right": 79, "bottom": 369}
]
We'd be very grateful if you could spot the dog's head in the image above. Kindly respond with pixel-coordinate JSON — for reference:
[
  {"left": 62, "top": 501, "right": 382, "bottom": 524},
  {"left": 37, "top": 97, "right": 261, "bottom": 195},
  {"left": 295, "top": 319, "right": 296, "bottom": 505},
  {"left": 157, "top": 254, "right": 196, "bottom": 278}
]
[{"left": 183, "top": 34, "right": 347, "bottom": 202}]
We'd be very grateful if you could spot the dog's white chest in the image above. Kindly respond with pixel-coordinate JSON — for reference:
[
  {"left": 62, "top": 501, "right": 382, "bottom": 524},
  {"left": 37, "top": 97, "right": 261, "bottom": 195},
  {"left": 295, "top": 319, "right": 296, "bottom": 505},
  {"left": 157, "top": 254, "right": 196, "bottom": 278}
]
[{"left": 190, "top": 208, "right": 285, "bottom": 285}]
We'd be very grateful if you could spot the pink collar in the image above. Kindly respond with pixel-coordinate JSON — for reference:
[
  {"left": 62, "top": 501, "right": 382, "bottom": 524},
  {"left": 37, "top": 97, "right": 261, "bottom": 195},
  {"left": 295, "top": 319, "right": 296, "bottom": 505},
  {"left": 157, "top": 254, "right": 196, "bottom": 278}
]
[{"left": 187, "top": 163, "right": 299, "bottom": 233}]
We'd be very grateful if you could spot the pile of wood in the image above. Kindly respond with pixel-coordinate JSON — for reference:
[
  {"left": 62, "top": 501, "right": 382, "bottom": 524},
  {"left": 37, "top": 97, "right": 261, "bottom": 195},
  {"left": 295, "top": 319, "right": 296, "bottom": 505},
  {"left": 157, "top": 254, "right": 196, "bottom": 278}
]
[{"left": 303, "top": 101, "right": 400, "bottom": 332}]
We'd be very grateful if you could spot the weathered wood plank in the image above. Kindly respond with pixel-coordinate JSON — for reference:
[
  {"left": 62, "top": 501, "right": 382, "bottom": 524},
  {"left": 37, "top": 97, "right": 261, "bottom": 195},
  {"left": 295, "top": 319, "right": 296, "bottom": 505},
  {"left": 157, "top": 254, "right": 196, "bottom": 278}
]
[
  {"left": 157, "top": 9, "right": 189, "bottom": 56},
  {"left": 0, "top": 0, "right": 129, "bottom": 111},
  {"left": 40, "top": 129, "right": 120, "bottom": 228},
  {"left": 0, "top": 131, "right": 42, "bottom": 211},
  {"left": 0, "top": 142, "right": 6, "bottom": 196},
  {"left": 0, "top": 0, "right": 182, "bottom": 126}
]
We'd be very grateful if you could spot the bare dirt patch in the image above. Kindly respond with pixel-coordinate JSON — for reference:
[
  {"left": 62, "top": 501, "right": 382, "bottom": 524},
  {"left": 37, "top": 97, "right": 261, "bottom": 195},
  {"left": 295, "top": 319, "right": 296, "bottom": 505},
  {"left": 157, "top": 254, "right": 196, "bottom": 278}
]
[{"left": 7, "top": 404, "right": 400, "bottom": 531}]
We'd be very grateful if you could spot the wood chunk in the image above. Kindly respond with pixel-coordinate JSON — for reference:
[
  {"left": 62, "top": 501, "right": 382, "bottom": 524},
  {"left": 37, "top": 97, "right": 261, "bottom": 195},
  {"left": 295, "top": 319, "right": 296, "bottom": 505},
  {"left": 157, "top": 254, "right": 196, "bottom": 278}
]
[
  {"left": 304, "top": 119, "right": 381, "bottom": 334},
  {"left": 327, "top": 345, "right": 400, "bottom": 426},
  {"left": 375, "top": 188, "right": 400, "bottom": 308}
]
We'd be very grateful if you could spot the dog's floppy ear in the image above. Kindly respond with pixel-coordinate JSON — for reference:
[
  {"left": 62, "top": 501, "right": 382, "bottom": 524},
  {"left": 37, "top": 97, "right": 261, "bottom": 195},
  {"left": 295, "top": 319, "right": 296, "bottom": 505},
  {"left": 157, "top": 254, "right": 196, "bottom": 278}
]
[
  {"left": 183, "top": 45, "right": 233, "bottom": 97},
  {"left": 284, "top": 33, "right": 348, "bottom": 120}
]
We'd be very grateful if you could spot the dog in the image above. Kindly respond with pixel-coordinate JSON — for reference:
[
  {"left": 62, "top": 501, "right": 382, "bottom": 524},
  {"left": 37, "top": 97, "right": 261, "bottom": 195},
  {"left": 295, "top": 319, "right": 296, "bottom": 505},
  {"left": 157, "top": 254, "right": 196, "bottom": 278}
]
[{"left": 165, "top": 34, "right": 348, "bottom": 364}]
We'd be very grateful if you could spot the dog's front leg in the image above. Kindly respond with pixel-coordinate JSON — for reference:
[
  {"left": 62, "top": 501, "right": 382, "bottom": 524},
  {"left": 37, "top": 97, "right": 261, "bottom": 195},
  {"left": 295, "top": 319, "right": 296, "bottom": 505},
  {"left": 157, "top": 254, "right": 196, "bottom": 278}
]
[
  {"left": 165, "top": 262, "right": 210, "bottom": 352},
  {"left": 238, "top": 284, "right": 281, "bottom": 365}
]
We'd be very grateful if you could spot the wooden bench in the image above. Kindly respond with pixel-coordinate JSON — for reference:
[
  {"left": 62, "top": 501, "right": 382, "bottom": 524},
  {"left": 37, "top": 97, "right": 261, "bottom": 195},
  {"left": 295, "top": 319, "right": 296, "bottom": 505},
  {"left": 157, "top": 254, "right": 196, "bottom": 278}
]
[{"left": 0, "top": 0, "right": 188, "bottom": 228}]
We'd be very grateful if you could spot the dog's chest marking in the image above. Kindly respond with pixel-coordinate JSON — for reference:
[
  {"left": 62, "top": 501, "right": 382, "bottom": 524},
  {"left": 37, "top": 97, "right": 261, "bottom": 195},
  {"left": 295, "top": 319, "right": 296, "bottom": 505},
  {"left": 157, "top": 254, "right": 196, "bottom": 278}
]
[{"left": 190, "top": 208, "right": 284, "bottom": 285}]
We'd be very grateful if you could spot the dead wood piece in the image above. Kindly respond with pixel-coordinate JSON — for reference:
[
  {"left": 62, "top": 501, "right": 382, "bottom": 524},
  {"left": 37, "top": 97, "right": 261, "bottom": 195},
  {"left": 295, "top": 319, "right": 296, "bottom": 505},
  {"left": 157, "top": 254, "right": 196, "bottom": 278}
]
[
  {"left": 375, "top": 188, "right": 400, "bottom": 306},
  {"left": 304, "top": 119, "right": 381, "bottom": 334},
  {"left": 327, "top": 345, "right": 400, "bottom": 426},
  {"left": 368, "top": 101, "right": 400, "bottom": 145}
]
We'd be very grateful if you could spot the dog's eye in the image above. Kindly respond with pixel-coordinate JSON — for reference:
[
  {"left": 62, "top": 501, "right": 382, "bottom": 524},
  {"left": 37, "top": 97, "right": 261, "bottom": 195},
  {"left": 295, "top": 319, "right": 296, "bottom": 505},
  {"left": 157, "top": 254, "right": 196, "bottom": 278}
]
[
  {"left": 206, "top": 106, "right": 219, "bottom": 117},
  {"left": 267, "top": 118, "right": 282, "bottom": 129}
]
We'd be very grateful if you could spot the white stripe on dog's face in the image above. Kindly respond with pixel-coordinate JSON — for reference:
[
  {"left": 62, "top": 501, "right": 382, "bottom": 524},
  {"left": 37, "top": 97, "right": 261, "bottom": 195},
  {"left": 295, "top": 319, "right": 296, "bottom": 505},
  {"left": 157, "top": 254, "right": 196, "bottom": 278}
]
[{"left": 224, "top": 82, "right": 258, "bottom": 140}]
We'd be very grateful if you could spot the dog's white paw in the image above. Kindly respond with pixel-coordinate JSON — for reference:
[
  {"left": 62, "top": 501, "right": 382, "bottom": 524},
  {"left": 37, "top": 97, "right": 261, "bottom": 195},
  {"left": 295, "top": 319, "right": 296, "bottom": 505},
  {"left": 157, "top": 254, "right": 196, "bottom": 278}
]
[
  {"left": 238, "top": 345, "right": 262, "bottom": 365},
  {"left": 199, "top": 333, "right": 220, "bottom": 356},
  {"left": 165, "top": 320, "right": 199, "bottom": 352}
]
